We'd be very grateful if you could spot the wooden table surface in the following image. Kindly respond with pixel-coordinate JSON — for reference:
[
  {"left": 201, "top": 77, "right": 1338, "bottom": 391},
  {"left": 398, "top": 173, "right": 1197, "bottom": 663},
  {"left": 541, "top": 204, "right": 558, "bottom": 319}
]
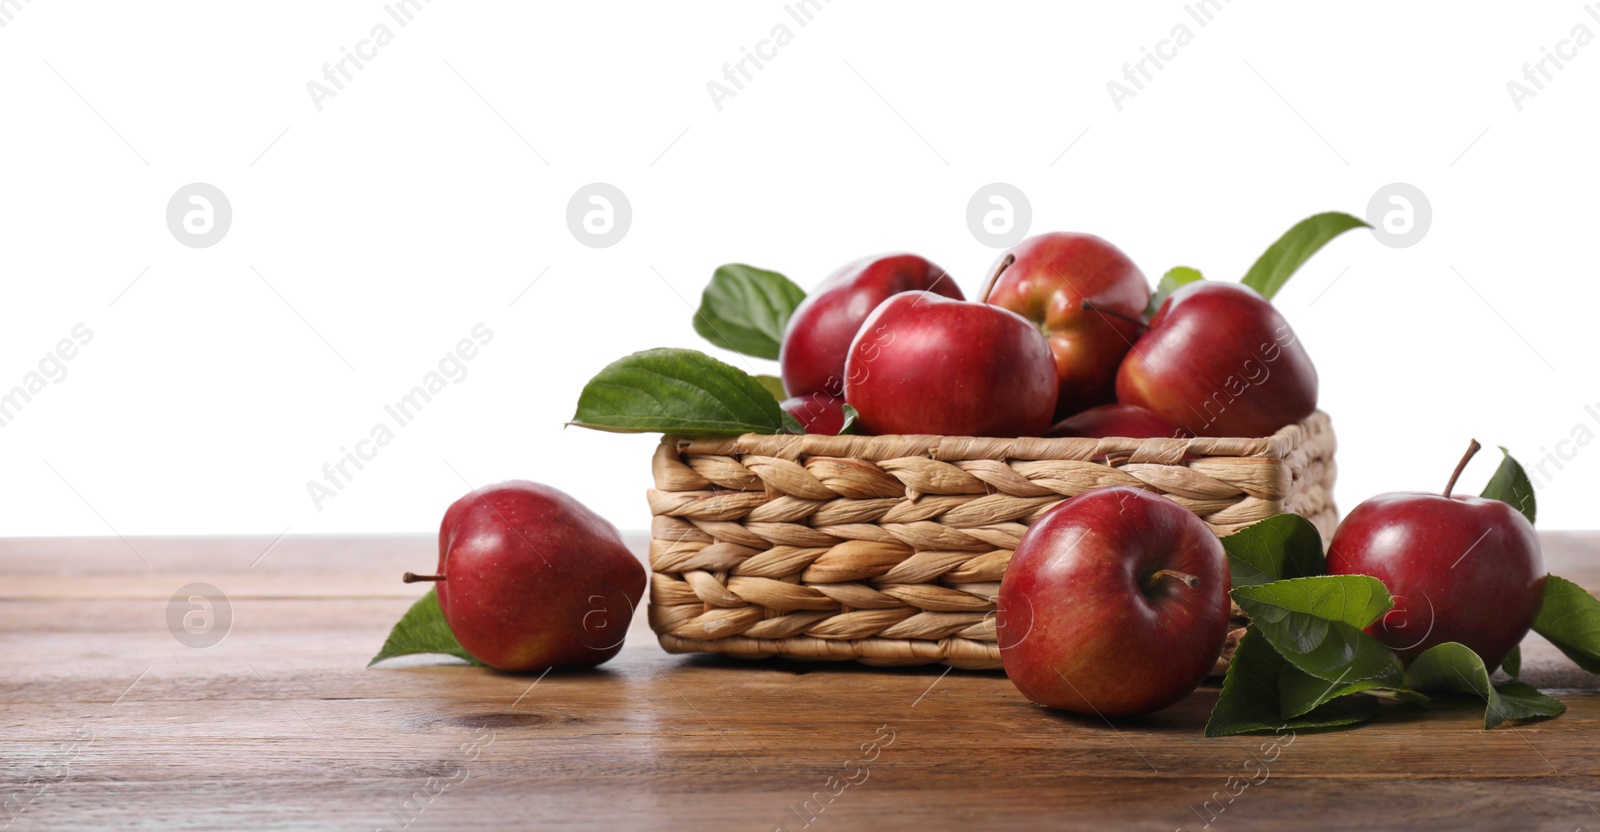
[{"left": 3, "top": 533, "right": 1599, "bottom": 831}]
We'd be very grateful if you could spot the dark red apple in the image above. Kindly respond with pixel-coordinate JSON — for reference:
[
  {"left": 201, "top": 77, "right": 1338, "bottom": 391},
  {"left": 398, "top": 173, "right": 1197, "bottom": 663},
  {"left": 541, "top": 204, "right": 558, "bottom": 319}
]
[
  {"left": 1047, "top": 403, "right": 1190, "bottom": 439},
  {"left": 780, "top": 253, "right": 963, "bottom": 399},
  {"left": 998, "top": 486, "right": 1230, "bottom": 717},
  {"left": 842, "top": 291, "right": 1056, "bottom": 437},
  {"left": 1116, "top": 282, "right": 1317, "bottom": 438},
  {"left": 781, "top": 393, "right": 847, "bottom": 436},
  {"left": 982, "top": 233, "right": 1151, "bottom": 419},
  {"left": 1326, "top": 441, "right": 1545, "bottom": 669},
  {"left": 405, "top": 481, "right": 646, "bottom": 672}
]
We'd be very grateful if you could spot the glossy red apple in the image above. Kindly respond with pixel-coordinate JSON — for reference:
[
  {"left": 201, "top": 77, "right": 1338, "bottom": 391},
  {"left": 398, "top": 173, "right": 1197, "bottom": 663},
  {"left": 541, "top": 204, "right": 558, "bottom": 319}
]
[
  {"left": 1046, "top": 403, "right": 1190, "bottom": 439},
  {"left": 1116, "top": 282, "right": 1317, "bottom": 438},
  {"left": 1326, "top": 441, "right": 1544, "bottom": 669},
  {"left": 781, "top": 393, "right": 847, "bottom": 436},
  {"left": 982, "top": 233, "right": 1151, "bottom": 419},
  {"left": 405, "top": 481, "right": 646, "bottom": 672},
  {"left": 843, "top": 291, "right": 1056, "bottom": 437},
  {"left": 780, "top": 253, "right": 963, "bottom": 399},
  {"left": 999, "top": 486, "right": 1230, "bottom": 717}
]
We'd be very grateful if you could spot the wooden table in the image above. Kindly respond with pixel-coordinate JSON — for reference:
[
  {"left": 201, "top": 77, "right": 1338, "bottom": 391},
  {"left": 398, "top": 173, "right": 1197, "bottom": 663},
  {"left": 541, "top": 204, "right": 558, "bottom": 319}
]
[{"left": 3, "top": 533, "right": 1598, "bottom": 831}]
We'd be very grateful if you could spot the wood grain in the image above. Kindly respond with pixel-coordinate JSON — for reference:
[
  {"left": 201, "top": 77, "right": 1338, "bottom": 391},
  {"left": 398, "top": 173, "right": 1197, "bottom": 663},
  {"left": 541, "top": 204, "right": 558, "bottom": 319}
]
[{"left": 3, "top": 533, "right": 1599, "bottom": 831}]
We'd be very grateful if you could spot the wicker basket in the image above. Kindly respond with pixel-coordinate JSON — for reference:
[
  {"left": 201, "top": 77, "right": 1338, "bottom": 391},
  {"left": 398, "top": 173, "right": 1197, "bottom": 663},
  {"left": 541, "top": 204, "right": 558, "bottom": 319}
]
[{"left": 646, "top": 411, "right": 1337, "bottom": 671}]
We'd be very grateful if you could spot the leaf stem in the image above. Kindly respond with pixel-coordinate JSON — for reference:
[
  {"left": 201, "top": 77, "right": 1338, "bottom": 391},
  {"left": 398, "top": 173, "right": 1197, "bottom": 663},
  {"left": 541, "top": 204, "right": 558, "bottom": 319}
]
[
  {"left": 1145, "top": 569, "right": 1200, "bottom": 592},
  {"left": 1079, "top": 300, "right": 1150, "bottom": 332},
  {"left": 979, "top": 253, "right": 1015, "bottom": 304},
  {"left": 1443, "top": 439, "right": 1482, "bottom": 499}
]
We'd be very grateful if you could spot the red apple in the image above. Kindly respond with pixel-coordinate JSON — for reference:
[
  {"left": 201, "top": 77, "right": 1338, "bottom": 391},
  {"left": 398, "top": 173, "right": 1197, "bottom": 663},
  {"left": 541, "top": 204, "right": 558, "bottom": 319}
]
[
  {"left": 999, "top": 486, "right": 1230, "bottom": 717},
  {"left": 781, "top": 393, "right": 847, "bottom": 436},
  {"left": 406, "top": 481, "right": 646, "bottom": 672},
  {"left": 843, "top": 292, "right": 1056, "bottom": 437},
  {"left": 1116, "top": 282, "right": 1317, "bottom": 438},
  {"left": 982, "top": 233, "right": 1151, "bottom": 419},
  {"left": 780, "top": 253, "right": 963, "bottom": 399},
  {"left": 1047, "top": 403, "right": 1190, "bottom": 439},
  {"left": 1326, "top": 442, "right": 1545, "bottom": 669}
]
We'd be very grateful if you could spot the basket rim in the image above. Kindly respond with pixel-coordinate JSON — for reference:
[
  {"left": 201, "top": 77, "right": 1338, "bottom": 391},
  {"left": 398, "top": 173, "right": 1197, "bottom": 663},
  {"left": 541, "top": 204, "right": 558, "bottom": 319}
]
[{"left": 668, "top": 410, "right": 1330, "bottom": 463}]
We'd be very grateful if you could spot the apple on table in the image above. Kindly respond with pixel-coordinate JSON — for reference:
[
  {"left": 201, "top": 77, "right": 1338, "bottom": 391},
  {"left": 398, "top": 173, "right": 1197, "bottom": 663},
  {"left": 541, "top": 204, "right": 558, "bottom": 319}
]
[
  {"left": 405, "top": 481, "right": 646, "bottom": 672},
  {"left": 998, "top": 486, "right": 1232, "bottom": 717},
  {"left": 1327, "top": 441, "right": 1545, "bottom": 670}
]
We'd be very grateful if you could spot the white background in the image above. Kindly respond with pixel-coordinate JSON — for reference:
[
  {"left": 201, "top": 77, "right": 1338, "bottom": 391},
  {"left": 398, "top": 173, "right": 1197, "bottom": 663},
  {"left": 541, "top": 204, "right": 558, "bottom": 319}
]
[{"left": 1, "top": 1, "right": 1595, "bottom": 537}]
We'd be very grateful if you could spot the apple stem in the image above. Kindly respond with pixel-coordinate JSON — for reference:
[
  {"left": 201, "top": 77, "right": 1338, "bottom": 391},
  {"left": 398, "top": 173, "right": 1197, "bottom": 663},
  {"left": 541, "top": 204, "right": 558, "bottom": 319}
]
[
  {"left": 1145, "top": 569, "right": 1200, "bottom": 591},
  {"left": 402, "top": 572, "right": 444, "bottom": 583},
  {"left": 1443, "top": 439, "right": 1482, "bottom": 499},
  {"left": 978, "top": 254, "right": 1015, "bottom": 304},
  {"left": 1079, "top": 300, "right": 1150, "bottom": 332}
]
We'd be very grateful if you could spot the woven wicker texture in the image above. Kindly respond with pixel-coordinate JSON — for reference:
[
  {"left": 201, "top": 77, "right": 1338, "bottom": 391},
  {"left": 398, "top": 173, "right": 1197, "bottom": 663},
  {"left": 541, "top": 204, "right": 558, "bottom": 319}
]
[{"left": 647, "top": 411, "right": 1337, "bottom": 671}]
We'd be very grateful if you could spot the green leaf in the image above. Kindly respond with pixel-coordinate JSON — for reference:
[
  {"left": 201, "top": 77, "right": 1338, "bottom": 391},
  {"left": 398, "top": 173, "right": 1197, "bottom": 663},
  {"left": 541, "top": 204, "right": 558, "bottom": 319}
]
[
  {"left": 1239, "top": 212, "right": 1369, "bottom": 301},
  {"left": 693, "top": 264, "right": 806, "bottom": 360},
  {"left": 1146, "top": 266, "right": 1203, "bottom": 318},
  {"left": 1405, "top": 642, "right": 1565, "bottom": 729},
  {"left": 1206, "top": 628, "right": 1288, "bottom": 737},
  {"left": 1278, "top": 662, "right": 1426, "bottom": 719},
  {"left": 754, "top": 374, "right": 787, "bottom": 402},
  {"left": 838, "top": 404, "right": 863, "bottom": 436},
  {"left": 1205, "top": 627, "right": 1381, "bottom": 737},
  {"left": 369, "top": 589, "right": 481, "bottom": 667},
  {"left": 1532, "top": 574, "right": 1600, "bottom": 673},
  {"left": 1222, "top": 513, "right": 1327, "bottom": 589},
  {"left": 1232, "top": 576, "right": 1401, "bottom": 683},
  {"left": 1232, "top": 575, "right": 1392, "bottom": 629},
  {"left": 571, "top": 348, "right": 788, "bottom": 435},
  {"left": 1501, "top": 644, "right": 1521, "bottom": 678},
  {"left": 1480, "top": 446, "right": 1537, "bottom": 525}
]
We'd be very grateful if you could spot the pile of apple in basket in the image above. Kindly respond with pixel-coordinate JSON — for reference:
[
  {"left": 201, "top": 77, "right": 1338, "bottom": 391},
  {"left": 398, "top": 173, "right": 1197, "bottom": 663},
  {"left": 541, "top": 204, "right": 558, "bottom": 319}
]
[{"left": 374, "top": 210, "right": 1600, "bottom": 737}]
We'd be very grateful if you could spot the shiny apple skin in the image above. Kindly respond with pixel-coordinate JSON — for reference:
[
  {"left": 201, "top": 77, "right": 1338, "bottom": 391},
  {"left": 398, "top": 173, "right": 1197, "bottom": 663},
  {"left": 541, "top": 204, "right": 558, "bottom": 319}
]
[
  {"left": 1047, "top": 403, "right": 1191, "bottom": 439},
  {"left": 1326, "top": 492, "right": 1544, "bottom": 669},
  {"left": 998, "top": 487, "right": 1231, "bottom": 717},
  {"left": 842, "top": 291, "right": 1057, "bottom": 437},
  {"left": 982, "top": 233, "right": 1151, "bottom": 419},
  {"left": 781, "top": 393, "right": 847, "bottom": 436},
  {"left": 436, "top": 481, "right": 645, "bottom": 672},
  {"left": 779, "top": 253, "right": 963, "bottom": 399},
  {"left": 1116, "top": 282, "right": 1318, "bottom": 439}
]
